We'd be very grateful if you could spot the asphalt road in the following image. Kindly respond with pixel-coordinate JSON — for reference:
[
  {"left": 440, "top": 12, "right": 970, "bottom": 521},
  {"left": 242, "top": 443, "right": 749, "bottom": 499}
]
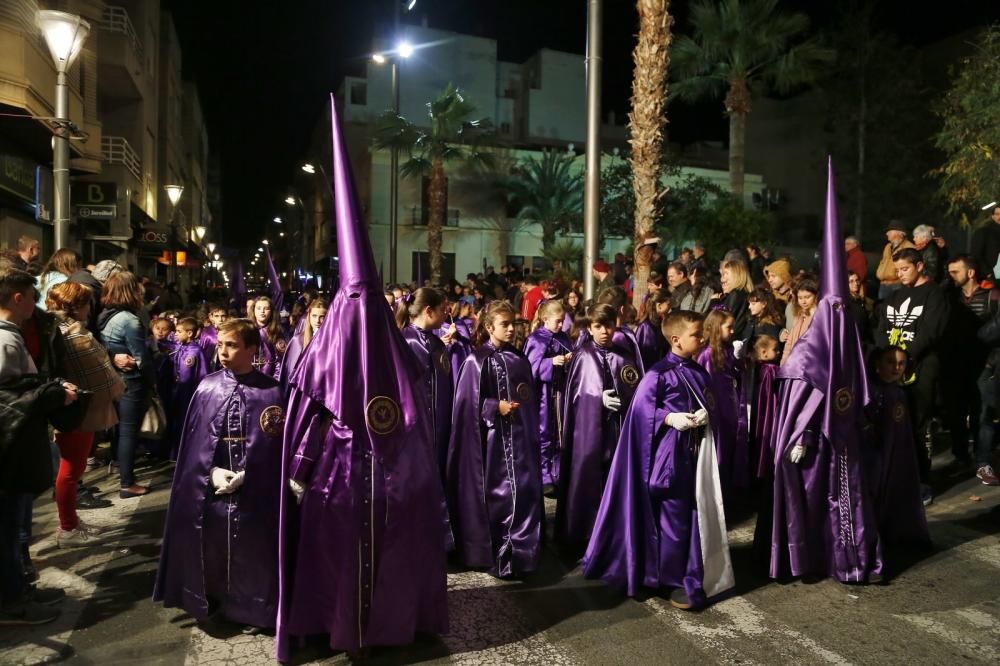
[{"left": 1, "top": 448, "right": 998, "bottom": 666}]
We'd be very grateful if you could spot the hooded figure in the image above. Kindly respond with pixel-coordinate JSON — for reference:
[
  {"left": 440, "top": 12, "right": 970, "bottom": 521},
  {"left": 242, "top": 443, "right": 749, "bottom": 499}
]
[
  {"left": 275, "top": 96, "right": 447, "bottom": 659},
  {"left": 754, "top": 159, "right": 883, "bottom": 583}
]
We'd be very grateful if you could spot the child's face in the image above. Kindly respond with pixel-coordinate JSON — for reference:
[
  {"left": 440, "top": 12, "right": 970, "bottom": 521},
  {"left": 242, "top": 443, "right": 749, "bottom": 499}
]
[
  {"left": 756, "top": 341, "right": 778, "bottom": 363},
  {"left": 719, "top": 318, "right": 734, "bottom": 343},
  {"left": 748, "top": 299, "right": 764, "bottom": 316},
  {"left": 797, "top": 290, "right": 817, "bottom": 312},
  {"left": 589, "top": 321, "right": 615, "bottom": 348},
  {"left": 210, "top": 310, "right": 228, "bottom": 327},
  {"left": 655, "top": 300, "right": 670, "bottom": 317},
  {"left": 487, "top": 313, "right": 515, "bottom": 345},
  {"left": 309, "top": 306, "right": 328, "bottom": 331},
  {"left": 672, "top": 321, "right": 704, "bottom": 358},
  {"left": 152, "top": 322, "right": 171, "bottom": 341},
  {"left": 175, "top": 327, "right": 194, "bottom": 344},
  {"left": 543, "top": 310, "right": 564, "bottom": 333},
  {"left": 876, "top": 350, "right": 907, "bottom": 384},
  {"left": 254, "top": 300, "right": 272, "bottom": 326},
  {"left": 423, "top": 302, "right": 447, "bottom": 329}
]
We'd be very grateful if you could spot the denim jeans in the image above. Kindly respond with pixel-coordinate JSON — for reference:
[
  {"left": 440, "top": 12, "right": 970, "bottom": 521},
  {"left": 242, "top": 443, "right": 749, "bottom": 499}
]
[
  {"left": 0, "top": 493, "right": 25, "bottom": 606},
  {"left": 115, "top": 378, "right": 147, "bottom": 488},
  {"left": 977, "top": 369, "right": 998, "bottom": 467}
]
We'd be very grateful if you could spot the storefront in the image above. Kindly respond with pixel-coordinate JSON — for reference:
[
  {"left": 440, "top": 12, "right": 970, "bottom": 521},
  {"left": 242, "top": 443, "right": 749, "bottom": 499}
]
[{"left": 0, "top": 153, "right": 53, "bottom": 259}]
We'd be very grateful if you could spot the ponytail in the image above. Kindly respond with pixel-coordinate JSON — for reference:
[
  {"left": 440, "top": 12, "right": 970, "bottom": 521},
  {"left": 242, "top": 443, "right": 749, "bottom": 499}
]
[{"left": 395, "top": 287, "right": 446, "bottom": 330}]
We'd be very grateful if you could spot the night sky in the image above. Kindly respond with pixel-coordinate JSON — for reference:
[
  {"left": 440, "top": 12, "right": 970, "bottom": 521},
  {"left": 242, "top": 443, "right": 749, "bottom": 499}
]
[{"left": 163, "top": 0, "right": 1000, "bottom": 251}]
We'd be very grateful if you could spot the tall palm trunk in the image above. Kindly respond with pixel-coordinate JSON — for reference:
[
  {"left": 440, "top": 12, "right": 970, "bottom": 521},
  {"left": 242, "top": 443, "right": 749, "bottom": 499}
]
[
  {"left": 542, "top": 221, "right": 557, "bottom": 253},
  {"left": 427, "top": 157, "right": 447, "bottom": 285},
  {"left": 629, "top": 0, "right": 674, "bottom": 309},
  {"left": 725, "top": 74, "right": 752, "bottom": 204}
]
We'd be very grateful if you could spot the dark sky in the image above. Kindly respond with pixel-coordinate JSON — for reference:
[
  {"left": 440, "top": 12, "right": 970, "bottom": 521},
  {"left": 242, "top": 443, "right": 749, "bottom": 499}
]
[{"left": 163, "top": 0, "right": 1000, "bottom": 251}]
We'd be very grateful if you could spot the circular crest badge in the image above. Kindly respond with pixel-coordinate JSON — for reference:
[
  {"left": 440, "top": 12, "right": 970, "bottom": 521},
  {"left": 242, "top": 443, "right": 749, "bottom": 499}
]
[
  {"left": 704, "top": 390, "right": 716, "bottom": 411},
  {"left": 366, "top": 395, "right": 400, "bottom": 435},
  {"left": 516, "top": 382, "right": 531, "bottom": 401},
  {"left": 439, "top": 351, "right": 451, "bottom": 375},
  {"left": 893, "top": 402, "right": 906, "bottom": 423},
  {"left": 184, "top": 356, "right": 195, "bottom": 367},
  {"left": 276, "top": 338, "right": 288, "bottom": 354},
  {"left": 834, "top": 388, "right": 854, "bottom": 414},
  {"left": 620, "top": 365, "right": 640, "bottom": 387},
  {"left": 260, "top": 405, "right": 285, "bottom": 436}
]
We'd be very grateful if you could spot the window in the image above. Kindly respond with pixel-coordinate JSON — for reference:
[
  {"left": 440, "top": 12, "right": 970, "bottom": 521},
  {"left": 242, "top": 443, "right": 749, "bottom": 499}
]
[
  {"left": 350, "top": 81, "right": 367, "bottom": 106},
  {"left": 506, "top": 255, "right": 525, "bottom": 269},
  {"left": 411, "top": 251, "right": 456, "bottom": 284}
]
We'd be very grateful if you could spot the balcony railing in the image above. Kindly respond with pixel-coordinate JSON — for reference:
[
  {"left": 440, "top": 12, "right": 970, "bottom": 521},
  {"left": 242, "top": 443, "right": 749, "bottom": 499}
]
[
  {"left": 101, "top": 136, "right": 142, "bottom": 182},
  {"left": 99, "top": 6, "right": 144, "bottom": 64},
  {"left": 412, "top": 207, "right": 460, "bottom": 227}
]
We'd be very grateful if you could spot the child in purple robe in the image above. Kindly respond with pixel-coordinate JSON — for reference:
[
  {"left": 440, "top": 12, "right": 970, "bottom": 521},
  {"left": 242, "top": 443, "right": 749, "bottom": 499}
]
[
  {"left": 150, "top": 317, "right": 176, "bottom": 409},
  {"left": 279, "top": 297, "right": 327, "bottom": 393},
  {"left": 155, "top": 319, "right": 286, "bottom": 629},
  {"left": 251, "top": 296, "right": 286, "bottom": 379},
  {"left": 167, "top": 317, "right": 208, "bottom": 459},
  {"left": 583, "top": 310, "right": 733, "bottom": 610},
  {"left": 865, "top": 346, "right": 930, "bottom": 548},
  {"left": 523, "top": 300, "right": 573, "bottom": 489},
  {"left": 199, "top": 304, "right": 228, "bottom": 370},
  {"left": 558, "top": 303, "right": 642, "bottom": 551},
  {"left": 698, "top": 309, "right": 750, "bottom": 504},
  {"left": 749, "top": 335, "right": 781, "bottom": 480},
  {"left": 596, "top": 286, "right": 644, "bottom": 372},
  {"left": 635, "top": 290, "right": 671, "bottom": 370},
  {"left": 447, "top": 300, "right": 543, "bottom": 578}
]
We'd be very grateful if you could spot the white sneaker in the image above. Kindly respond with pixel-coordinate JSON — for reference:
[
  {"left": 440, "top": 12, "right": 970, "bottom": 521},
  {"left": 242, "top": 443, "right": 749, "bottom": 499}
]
[
  {"left": 75, "top": 521, "right": 104, "bottom": 537},
  {"left": 57, "top": 527, "right": 100, "bottom": 548}
]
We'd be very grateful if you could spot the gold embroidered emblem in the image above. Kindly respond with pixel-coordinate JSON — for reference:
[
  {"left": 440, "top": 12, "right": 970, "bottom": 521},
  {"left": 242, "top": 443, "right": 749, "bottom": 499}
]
[
  {"left": 184, "top": 356, "right": 195, "bottom": 367},
  {"left": 259, "top": 405, "right": 285, "bottom": 436},
  {"left": 835, "top": 388, "right": 853, "bottom": 414},
  {"left": 366, "top": 395, "right": 400, "bottom": 435},
  {"left": 704, "top": 390, "right": 716, "bottom": 411},
  {"left": 276, "top": 338, "right": 288, "bottom": 354},
  {"left": 516, "top": 382, "right": 531, "bottom": 401},
  {"left": 620, "top": 365, "right": 639, "bottom": 387},
  {"left": 893, "top": 402, "right": 906, "bottom": 423}
]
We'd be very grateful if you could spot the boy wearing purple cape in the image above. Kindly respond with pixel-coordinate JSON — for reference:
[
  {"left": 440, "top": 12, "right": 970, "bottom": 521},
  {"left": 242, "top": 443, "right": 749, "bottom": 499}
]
[
  {"left": 154, "top": 319, "right": 285, "bottom": 629},
  {"left": 755, "top": 159, "right": 883, "bottom": 584},
  {"left": 167, "top": 317, "right": 208, "bottom": 460},
  {"left": 448, "top": 300, "right": 543, "bottom": 578},
  {"left": 198, "top": 305, "right": 228, "bottom": 370},
  {"left": 596, "top": 286, "right": 645, "bottom": 372},
  {"left": 583, "top": 310, "right": 734, "bottom": 610},
  {"left": 557, "top": 303, "right": 642, "bottom": 551},
  {"left": 276, "top": 96, "right": 447, "bottom": 660}
]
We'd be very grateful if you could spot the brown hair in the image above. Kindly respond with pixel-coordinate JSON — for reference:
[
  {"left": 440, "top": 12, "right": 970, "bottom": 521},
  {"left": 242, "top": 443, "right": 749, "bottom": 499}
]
[
  {"left": 532, "top": 299, "right": 565, "bottom": 332},
  {"left": 17, "top": 236, "right": 39, "bottom": 252},
  {"left": 252, "top": 296, "right": 282, "bottom": 345},
  {"left": 151, "top": 317, "right": 174, "bottom": 332},
  {"left": 39, "top": 248, "right": 81, "bottom": 279},
  {"left": 703, "top": 309, "right": 735, "bottom": 371},
  {"left": 395, "top": 287, "right": 446, "bottom": 330},
  {"left": 303, "top": 297, "right": 329, "bottom": 347},
  {"left": 218, "top": 318, "right": 261, "bottom": 349},
  {"left": 176, "top": 317, "right": 199, "bottom": 334},
  {"left": 640, "top": 289, "right": 672, "bottom": 325},
  {"left": 474, "top": 300, "right": 516, "bottom": 347},
  {"left": 101, "top": 271, "right": 144, "bottom": 312},
  {"left": 46, "top": 282, "right": 93, "bottom": 317},
  {"left": 792, "top": 276, "right": 820, "bottom": 317},
  {"left": 585, "top": 302, "right": 618, "bottom": 329},
  {"left": 753, "top": 334, "right": 780, "bottom": 361},
  {"left": 0, "top": 268, "right": 37, "bottom": 307},
  {"left": 661, "top": 309, "right": 703, "bottom": 340},
  {"left": 748, "top": 287, "right": 783, "bottom": 326}
]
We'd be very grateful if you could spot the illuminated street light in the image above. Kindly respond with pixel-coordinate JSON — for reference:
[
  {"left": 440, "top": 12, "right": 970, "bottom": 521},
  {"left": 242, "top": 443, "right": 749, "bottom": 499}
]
[
  {"left": 262, "top": 239, "right": 269, "bottom": 246},
  {"left": 301, "top": 163, "right": 316, "bottom": 174},
  {"left": 206, "top": 242, "right": 216, "bottom": 254},
  {"left": 194, "top": 225, "right": 206, "bottom": 241},
  {"left": 164, "top": 184, "right": 184, "bottom": 206},
  {"left": 398, "top": 41, "right": 414, "bottom": 58},
  {"left": 372, "top": 53, "right": 387, "bottom": 65},
  {"left": 284, "top": 196, "right": 296, "bottom": 206},
  {"left": 273, "top": 216, "right": 283, "bottom": 223}
]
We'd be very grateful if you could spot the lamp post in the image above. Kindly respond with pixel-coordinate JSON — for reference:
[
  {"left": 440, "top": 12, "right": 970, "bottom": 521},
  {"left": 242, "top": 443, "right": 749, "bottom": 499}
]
[
  {"left": 36, "top": 10, "right": 91, "bottom": 251},
  {"left": 582, "top": 0, "right": 603, "bottom": 301},
  {"left": 164, "top": 184, "right": 184, "bottom": 284}
]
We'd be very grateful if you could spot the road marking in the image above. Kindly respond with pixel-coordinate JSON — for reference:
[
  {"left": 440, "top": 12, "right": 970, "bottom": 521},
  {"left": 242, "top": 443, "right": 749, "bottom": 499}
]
[{"left": 896, "top": 601, "right": 1000, "bottom": 661}]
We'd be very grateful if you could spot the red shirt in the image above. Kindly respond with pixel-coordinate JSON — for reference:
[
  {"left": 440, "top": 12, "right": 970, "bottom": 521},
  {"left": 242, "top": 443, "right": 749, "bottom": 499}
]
[
  {"left": 846, "top": 247, "right": 868, "bottom": 280},
  {"left": 521, "top": 286, "right": 545, "bottom": 322}
]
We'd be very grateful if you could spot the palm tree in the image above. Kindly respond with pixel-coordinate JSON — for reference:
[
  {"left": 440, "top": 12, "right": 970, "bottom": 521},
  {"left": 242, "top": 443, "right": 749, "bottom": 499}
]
[
  {"left": 373, "top": 84, "right": 494, "bottom": 285},
  {"left": 671, "top": 0, "right": 834, "bottom": 200},
  {"left": 629, "top": 0, "right": 674, "bottom": 308},
  {"left": 506, "top": 149, "right": 584, "bottom": 253}
]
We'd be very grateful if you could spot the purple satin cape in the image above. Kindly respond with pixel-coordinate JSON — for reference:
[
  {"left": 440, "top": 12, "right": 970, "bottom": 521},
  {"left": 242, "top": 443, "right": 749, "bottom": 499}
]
[
  {"left": 751, "top": 361, "right": 780, "bottom": 480},
  {"left": 435, "top": 319, "right": 473, "bottom": 389},
  {"left": 199, "top": 325, "right": 218, "bottom": 369},
  {"left": 276, "top": 331, "right": 304, "bottom": 394},
  {"left": 583, "top": 353, "right": 731, "bottom": 608},
  {"left": 167, "top": 342, "right": 208, "bottom": 460},
  {"left": 864, "top": 381, "right": 930, "bottom": 545},
  {"left": 697, "top": 345, "right": 749, "bottom": 501},
  {"left": 402, "top": 325, "right": 454, "bottom": 479},
  {"left": 614, "top": 326, "right": 645, "bottom": 374},
  {"left": 153, "top": 370, "right": 285, "bottom": 627},
  {"left": 635, "top": 319, "right": 667, "bottom": 370},
  {"left": 522, "top": 327, "right": 573, "bottom": 486},
  {"left": 447, "top": 343, "right": 543, "bottom": 577},
  {"left": 557, "top": 339, "right": 641, "bottom": 549}
]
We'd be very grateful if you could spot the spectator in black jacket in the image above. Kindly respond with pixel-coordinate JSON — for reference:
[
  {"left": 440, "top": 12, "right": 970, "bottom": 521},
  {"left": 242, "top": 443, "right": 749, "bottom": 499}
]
[
  {"left": 913, "top": 225, "right": 943, "bottom": 283},
  {"left": 876, "top": 248, "right": 950, "bottom": 504}
]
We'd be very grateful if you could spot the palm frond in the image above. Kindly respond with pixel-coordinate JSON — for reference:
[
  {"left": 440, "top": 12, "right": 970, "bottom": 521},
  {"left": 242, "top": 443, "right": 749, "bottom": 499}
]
[{"left": 400, "top": 156, "right": 432, "bottom": 179}]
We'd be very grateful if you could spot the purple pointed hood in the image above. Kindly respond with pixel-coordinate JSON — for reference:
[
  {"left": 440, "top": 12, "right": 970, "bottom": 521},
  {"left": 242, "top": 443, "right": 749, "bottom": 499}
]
[
  {"left": 265, "top": 247, "right": 285, "bottom": 316},
  {"left": 779, "top": 157, "right": 869, "bottom": 442},
  {"left": 288, "top": 94, "right": 429, "bottom": 445},
  {"left": 232, "top": 259, "right": 248, "bottom": 309}
]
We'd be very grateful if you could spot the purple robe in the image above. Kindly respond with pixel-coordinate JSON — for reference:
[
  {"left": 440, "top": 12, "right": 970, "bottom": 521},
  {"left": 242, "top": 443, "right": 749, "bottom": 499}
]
[
  {"left": 199, "top": 325, "right": 219, "bottom": 369},
  {"left": 557, "top": 339, "right": 641, "bottom": 549},
  {"left": 253, "top": 327, "right": 287, "bottom": 380},
  {"left": 167, "top": 342, "right": 208, "bottom": 460},
  {"left": 152, "top": 339, "right": 176, "bottom": 408},
  {"left": 697, "top": 345, "right": 750, "bottom": 501},
  {"left": 635, "top": 318, "right": 667, "bottom": 370},
  {"left": 562, "top": 311, "right": 574, "bottom": 333},
  {"left": 154, "top": 369, "right": 285, "bottom": 627},
  {"left": 864, "top": 381, "right": 930, "bottom": 545},
  {"left": 402, "top": 325, "right": 454, "bottom": 478},
  {"left": 583, "top": 353, "right": 733, "bottom": 608},
  {"left": 614, "top": 325, "right": 644, "bottom": 374},
  {"left": 447, "top": 342, "right": 543, "bottom": 577},
  {"left": 277, "top": 332, "right": 304, "bottom": 394},
  {"left": 435, "top": 318, "right": 473, "bottom": 390},
  {"left": 522, "top": 327, "right": 573, "bottom": 486},
  {"left": 751, "top": 361, "right": 780, "bottom": 480}
]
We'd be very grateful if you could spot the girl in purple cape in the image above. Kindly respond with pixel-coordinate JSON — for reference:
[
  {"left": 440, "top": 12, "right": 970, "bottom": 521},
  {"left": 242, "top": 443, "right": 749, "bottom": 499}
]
[
  {"left": 447, "top": 300, "right": 543, "bottom": 578},
  {"left": 278, "top": 297, "right": 327, "bottom": 393},
  {"left": 698, "top": 309, "right": 750, "bottom": 505},
  {"left": 562, "top": 288, "right": 583, "bottom": 334},
  {"left": 749, "top": 335, "right": 781, "bottom": 480},
  {"left": 522, "top": 300, "right": 573, "bottom": 489},
  {"left": 635, "top": 290, "right": 671, "bottom": 370},
  {"left": 583, "top": 310, "right": 734, "bottom": 610},
  {"left": 250, "top": 296, "right": 286, "bottom": 379}
]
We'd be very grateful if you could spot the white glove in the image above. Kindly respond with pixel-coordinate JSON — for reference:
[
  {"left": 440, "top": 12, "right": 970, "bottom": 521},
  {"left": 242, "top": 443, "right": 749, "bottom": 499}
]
[
  {"left": 602, "top": 389, "right": 622, "bottom": 412},
  {"left": 211, "top": 467, "right": 237, "bottom": 491},
  {"left": 733, "top": 340, "right": 745, "bottom": 359},
  {"left": 217, "top": 470, "right": 245, "bottom": 495},
  {"left": 692, "top": 408, "right": 708, "bottom": 427},
  {"left": 289, "top": 479, "right": 306, "bottom": 505},
  {"left": 788, "top": 444, "right": 806, "bottom": 464},
  {"left": 665, "top": 412, "right": 697, "bottom": 431}
]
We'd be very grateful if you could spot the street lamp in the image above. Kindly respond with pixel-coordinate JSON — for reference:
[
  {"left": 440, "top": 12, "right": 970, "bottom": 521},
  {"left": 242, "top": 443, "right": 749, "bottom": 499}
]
[
  {"left": 301, "top": 163, "right": 316, "bottom": 174},
  {"left": 164, "top": 184, "right": 184, "bottom": 283},
  {"left": 371, "top": 42, "right": 413, "bottom": 283},
  {"left": 284, "top": 196, "right": 296, "bottom": 206},
  {"left": 194, "top": 225, "right": 206, "bottom": 241},
  {"left": 273, "top": 216, "right": 283, "bottom": 224},
  {"left": 262, "top": 239, "right": 269, "bottom": 246},
  {"left": 206, "top": 242, "right": 216, "bottom": 254},
  {"left": 37, "top": 10, "right": 90, "bottom": 250}
]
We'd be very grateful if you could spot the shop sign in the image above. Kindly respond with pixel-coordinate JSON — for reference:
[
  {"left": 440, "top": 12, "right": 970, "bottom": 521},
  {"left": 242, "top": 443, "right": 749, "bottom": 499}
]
[{"left": 0, "top": 154, "right": 36, "bottom": 201}]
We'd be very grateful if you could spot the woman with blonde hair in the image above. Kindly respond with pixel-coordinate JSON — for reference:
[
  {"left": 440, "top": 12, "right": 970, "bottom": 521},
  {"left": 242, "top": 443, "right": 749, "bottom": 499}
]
[
  {"left": 47, "top": 282, "right": 126, "bottom": 545},
  {"left": 717, "top": 259, "right": 753, "bottom": 336},
  {"left": 278, "top": 297, "right": 328, "bottom": 391},
  {"left": 98, "top": 271, "right": 154, "bottom": 498}
]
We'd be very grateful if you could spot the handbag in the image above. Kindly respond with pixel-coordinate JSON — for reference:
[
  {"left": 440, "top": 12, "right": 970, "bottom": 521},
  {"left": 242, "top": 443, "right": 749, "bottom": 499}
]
[{"left": 140, "top": 394, "right": 167, "bottom": 439}]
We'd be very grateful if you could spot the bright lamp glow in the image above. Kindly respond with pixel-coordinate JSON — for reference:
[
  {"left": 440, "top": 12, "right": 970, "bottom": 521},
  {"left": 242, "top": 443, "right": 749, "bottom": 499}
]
[
  {"left": 284, "top": 197, "right": 296, "bottom": 206},
  {"left": 407, "top": 0, "right": 417, "bottom": 10},
  {"left": 206, "top": 242, "right": 216, "bottom": 254},
  {"left": 164, "top": 184, "right": 184, "bottom": 206},
  {"left": 372, "top": 53, "right": 387, "bottom": 65},
  {"left": 301, "top": 163, "right": 316, "bottom": 174},
  {"left": 36, "top": 10, "right": 91, "bottom": 73},
  {"left": 279, "top": 231, "right": 285, "bottom": 237},
  {"left": 194, "top": 226, "right": 206, "bottom": 241},
  {"left": 257, "top": 247, "right": 263, "bottom": 252},
  {"left": 398, "top": 41, "right": 414, "bottom": 59},
  {"left": 214, "top": 253, "right": 220, "bottom": 260},
  {"left": 262, "top": 239, "right": 269, "bottom": 246},
  {"left": 273, "top": 217, "right": 283, "bottom": 224}
]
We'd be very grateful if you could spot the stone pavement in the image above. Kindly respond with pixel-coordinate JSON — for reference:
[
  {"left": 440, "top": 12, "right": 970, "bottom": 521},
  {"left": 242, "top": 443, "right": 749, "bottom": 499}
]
[{"left": 1, "top": 450, "right": 998, "bottom": 665}]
